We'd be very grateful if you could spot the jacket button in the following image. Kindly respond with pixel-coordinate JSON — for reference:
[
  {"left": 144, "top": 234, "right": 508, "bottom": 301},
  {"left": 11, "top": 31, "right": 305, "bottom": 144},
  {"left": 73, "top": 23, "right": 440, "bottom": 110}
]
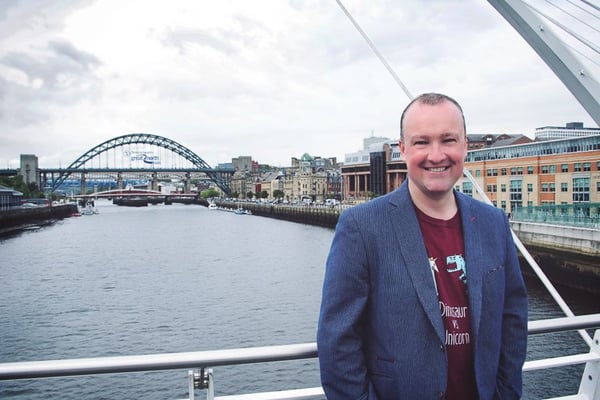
[
  {"left": 439, "top": 344, "right": 444, "bottom": 351},
  {"left": 438, "top": 391, "right": 444, "bottom": 398}
]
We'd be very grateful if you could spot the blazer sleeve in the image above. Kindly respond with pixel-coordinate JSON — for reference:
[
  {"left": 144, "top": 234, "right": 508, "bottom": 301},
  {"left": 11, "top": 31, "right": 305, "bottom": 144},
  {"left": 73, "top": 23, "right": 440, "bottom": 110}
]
[
  {"left": 495, "top": 215, "right": 528, "bottom": 399},
  {"left": 317, "top": 209, "right": 374, "bottom": 399}
]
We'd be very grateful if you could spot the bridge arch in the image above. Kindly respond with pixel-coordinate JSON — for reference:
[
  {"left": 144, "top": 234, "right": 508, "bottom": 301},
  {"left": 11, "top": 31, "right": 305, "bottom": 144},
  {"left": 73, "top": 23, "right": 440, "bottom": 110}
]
[{"left": 50, "top": 133, "right": 231, "bottom": 195}]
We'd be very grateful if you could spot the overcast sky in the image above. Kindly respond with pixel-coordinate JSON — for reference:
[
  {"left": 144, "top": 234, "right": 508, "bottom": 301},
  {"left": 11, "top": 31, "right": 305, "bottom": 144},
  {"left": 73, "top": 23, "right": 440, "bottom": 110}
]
[{"left": 0, "top": 0, "right": 598, "bottom": 169}]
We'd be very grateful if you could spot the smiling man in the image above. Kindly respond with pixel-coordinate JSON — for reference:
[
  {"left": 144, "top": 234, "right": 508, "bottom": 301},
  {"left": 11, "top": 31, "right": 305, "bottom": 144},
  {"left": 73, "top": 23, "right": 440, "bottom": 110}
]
[{"left": 317, "top": 93, "right": 528, "bottom": 399}]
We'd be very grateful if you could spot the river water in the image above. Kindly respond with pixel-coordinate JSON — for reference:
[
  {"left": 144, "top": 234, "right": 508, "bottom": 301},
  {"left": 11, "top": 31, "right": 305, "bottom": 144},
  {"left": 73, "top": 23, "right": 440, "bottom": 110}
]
[{"left": 1, "top": 199, "right": 599, "bottom": 399}]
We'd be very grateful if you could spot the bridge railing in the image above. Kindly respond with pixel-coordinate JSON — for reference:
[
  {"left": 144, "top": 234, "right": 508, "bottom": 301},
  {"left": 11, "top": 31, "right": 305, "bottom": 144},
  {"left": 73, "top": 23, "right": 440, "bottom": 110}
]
[{"left": 1, "top": 314, "right": 599, "bottom": 400}]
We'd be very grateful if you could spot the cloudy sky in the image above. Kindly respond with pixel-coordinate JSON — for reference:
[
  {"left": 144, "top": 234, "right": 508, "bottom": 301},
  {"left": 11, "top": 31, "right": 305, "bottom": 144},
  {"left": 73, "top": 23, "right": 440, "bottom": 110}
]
[{"left": 0, "top": 0, "right": 598, "bottom": 169}]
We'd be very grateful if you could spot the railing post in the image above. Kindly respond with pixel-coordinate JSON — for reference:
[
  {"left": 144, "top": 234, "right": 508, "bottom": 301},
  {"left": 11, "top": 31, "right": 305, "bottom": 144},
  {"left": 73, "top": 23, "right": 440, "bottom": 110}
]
[
  {"left": 188, "top": 370, "right": 195, "bottom": 400},
  {"left": 206, "top": 369, "right": 214, "bottom": 400},
  {"left": 578, "top": 329, "right": 600, "bottom": 398}
]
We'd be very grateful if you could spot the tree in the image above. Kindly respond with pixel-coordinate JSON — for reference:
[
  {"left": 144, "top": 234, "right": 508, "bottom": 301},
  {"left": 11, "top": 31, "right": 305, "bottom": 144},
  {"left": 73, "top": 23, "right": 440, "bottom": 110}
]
[
  {"left": 261, "top": 190, "right": 268, "bottom": 199},
  {"left": 273, "top": 189, "right": 284, "bottom": 199},
  {"left": 246, "top": 191, "right": 254, "bottom": 199},
  {"left": 200, "top": 188, "right": 220, "bottom": 199}
]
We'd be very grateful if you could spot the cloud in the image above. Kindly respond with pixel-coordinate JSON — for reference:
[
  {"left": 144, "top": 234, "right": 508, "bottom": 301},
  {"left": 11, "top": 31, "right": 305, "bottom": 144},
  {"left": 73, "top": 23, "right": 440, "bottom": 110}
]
[{"left": 0, "top": 0, "right": 597, "bottom": 170}]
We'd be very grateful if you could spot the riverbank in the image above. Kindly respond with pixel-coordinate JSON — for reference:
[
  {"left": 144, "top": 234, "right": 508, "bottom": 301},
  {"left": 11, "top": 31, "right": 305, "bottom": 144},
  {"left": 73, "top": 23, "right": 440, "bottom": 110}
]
[{"left": 0, "top": 204, "right": 78, "bottom": 235}]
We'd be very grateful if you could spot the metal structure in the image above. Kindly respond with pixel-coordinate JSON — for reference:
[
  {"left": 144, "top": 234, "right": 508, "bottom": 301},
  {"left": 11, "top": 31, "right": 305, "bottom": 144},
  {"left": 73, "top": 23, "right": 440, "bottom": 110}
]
[
  {"left": 487, "top": 0, "right": 600, "bottom": 127},
  {"left": 48, "top": 133, "right": 233, "bottom": 195},
  {"left": 1, "top": 315, "right": 599, "bottom": 399}
]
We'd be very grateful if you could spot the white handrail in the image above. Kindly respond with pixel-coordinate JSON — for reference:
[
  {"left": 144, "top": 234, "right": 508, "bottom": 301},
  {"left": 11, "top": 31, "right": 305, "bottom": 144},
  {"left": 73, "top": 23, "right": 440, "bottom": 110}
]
[{"left": 1, "top": 314, "right": 599, "bottom": 381}]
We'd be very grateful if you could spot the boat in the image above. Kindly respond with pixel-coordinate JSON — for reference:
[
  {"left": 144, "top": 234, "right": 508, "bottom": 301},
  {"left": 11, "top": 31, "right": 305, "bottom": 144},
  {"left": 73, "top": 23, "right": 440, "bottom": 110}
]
[
  {"left": 208, "top": 202, "right": 218, "bottom": 210},
  {"left": 79, "top": 201, "right": 99, "bottom": 215},
  {"left": 234, "top": 207, "right": 245, "bottom": 215},
  {"left": 112, "top": 197, "right": 148, "bottom": 207}
]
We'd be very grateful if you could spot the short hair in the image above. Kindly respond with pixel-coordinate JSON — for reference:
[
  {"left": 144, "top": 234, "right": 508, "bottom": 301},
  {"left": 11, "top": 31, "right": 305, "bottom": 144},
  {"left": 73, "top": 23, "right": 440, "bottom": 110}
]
[{"left": 399, "top": 93, "right": 466, "bottom": 141}]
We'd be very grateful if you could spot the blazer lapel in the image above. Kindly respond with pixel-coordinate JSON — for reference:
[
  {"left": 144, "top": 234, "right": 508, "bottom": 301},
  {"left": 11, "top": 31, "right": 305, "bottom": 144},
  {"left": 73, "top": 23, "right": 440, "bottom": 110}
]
[
  {"left": 457, "top": 195, "right": 483, "bottom": 339},
  {"left": 389, "top": 184, "right": 445, "bottom": 344}
]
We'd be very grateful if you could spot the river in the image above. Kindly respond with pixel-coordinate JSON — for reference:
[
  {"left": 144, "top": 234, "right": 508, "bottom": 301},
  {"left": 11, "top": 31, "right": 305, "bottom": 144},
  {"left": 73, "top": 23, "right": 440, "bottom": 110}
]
[{"left": 1, "top": 199, "right": 599, "bottom": 399}]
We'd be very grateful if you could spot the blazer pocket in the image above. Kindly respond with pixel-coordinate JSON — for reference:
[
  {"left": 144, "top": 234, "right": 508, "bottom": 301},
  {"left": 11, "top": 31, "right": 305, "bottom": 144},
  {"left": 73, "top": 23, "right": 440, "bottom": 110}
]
[{"left": 369, "top": 355, "right": 395, "bottom": 379}]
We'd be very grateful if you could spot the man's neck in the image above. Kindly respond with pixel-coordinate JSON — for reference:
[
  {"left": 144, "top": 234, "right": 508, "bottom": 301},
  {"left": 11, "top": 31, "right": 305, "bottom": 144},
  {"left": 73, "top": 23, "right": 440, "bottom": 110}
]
[{"left": 408, "top": 183, "right": 458, "bottom": 220}]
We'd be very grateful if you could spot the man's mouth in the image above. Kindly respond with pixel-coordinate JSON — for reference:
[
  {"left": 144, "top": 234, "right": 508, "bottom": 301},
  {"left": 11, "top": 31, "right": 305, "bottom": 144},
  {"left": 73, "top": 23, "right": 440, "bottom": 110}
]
[{"left": 426, "top": 167, "right": 448, "bottom": 173}]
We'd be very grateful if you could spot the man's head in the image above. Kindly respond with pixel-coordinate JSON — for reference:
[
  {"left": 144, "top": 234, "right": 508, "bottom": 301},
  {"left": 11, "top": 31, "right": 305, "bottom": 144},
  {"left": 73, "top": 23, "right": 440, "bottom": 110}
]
[
  {"left": 399, "top": 93, "right": 467, "bottom": 203},
  {"left": 400, "top": 93, "right": 466, "bottom": 141}
]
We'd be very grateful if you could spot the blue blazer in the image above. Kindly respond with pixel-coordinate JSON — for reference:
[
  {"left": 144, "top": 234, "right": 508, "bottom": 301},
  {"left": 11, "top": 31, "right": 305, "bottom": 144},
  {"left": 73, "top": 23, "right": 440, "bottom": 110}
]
[{"left": 317, "top": 182, "right": 528, "bottom": 399}]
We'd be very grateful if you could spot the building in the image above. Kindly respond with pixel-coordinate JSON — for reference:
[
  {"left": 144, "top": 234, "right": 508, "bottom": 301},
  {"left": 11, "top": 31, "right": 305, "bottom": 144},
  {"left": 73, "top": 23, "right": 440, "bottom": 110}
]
[
  {"left": 0, "top": 185, "right": 23, "bottom": 209},
  {"left": 232, "top": 156, "right": 253, "bottom": 172},
  {"left": 19, "top": 154, "right": 39, "bottom": 188},
  {"left": 462, "top": 134, "right": 600, "bottom": 213},
  {"left": 340, "top": 133, "right": 600, "bottom": 213},
  {"left": 342, "top": 139, "right": 405, "bottom": 201},
  {"left": 535, "top": 122, "right": 600, "bottom": 141}
]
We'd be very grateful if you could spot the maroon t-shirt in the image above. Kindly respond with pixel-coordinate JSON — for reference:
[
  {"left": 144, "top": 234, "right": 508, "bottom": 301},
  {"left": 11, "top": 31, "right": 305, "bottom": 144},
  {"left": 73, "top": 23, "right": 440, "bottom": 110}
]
[{"left": 416, "top": 207, "right": 478, "bottom": 400}]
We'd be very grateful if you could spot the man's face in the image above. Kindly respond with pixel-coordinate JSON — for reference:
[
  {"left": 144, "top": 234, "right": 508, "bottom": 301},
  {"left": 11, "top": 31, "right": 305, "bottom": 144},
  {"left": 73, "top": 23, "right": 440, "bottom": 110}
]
[{"left": 399, "top": 100, "right": 467, "bottom": 201}]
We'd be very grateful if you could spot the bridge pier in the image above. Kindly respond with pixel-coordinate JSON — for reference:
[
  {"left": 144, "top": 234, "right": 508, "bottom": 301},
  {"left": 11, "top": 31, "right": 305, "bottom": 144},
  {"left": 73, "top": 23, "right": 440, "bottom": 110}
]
[
  {"left": 185, "top": 172, "right": 191, "bottom": 194},
  {"left": 149, "top": 172, "right": 159, "bottom": 191},
  {"left": 80, "top": 173, "right": 86, "bottom": 195},
  {"left": 117, "top": 172, "right": 123, "bottom": 190}
]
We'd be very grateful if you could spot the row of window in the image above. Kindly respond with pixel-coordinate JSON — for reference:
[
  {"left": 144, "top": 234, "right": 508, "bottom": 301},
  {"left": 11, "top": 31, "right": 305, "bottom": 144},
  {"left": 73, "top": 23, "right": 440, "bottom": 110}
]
[
  {"left": 479, "top": 161, "right": 597, "bottom": 177},
  {"left": 459, "top": 177, "right": 596, "bottom": 209}
]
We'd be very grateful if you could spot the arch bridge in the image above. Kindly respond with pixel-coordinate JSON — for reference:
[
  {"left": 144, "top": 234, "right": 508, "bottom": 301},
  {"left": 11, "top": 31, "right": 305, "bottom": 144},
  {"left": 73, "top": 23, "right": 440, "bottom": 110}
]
[{"left": 43, "top": 134, "right": 233, "bottom": 196}]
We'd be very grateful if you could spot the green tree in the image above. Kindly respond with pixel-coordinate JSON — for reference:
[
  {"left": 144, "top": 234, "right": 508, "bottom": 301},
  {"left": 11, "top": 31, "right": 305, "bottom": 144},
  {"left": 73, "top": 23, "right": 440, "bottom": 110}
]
[
  {"left": 261, "top": 190, "right": 268, "bottom": 199},
  {"left": 0, "top": 175, "right": 44, "bottom": 198},
  {"left": 273, "top": 189, "right": 284, "bottom": 199},
  {"left": 246, "top": 191, "right": 254, "bottom": 199},
  {"left": 200, "top": 188, "right": 220, "bottom": 199}
]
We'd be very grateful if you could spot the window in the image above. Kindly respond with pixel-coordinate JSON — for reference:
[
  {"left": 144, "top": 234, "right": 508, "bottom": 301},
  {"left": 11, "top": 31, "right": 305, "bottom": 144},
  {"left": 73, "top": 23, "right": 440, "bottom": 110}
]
[
  {"left": 527, "top": 166, "right": 534, "bottom": 174},
  {"left": 572, "top": 177, "right": 590, "bottom": 202},
  {"left": 527, "top": 183, "right": 533, "bottom": 192},
  {"left": 549, "top": 183, "right": 555, "bottom": 192},
  {"left": 501, "top": 168, "right": 507, "bottom": 176},
  {"left": 517, "top": 167, "right": 523, "bottom": 175},
  {"left": 542, "top": 183, "right": 549, "bottom": 192},
  {"left": 510, "top": 180, "right": 523, "bottom": 210},
  {"left": 462, "top": 182, "right": 473, "bottom": 197},
  {"left": 501, "top": 184, "right": 506, "bottom": 192},
  {"left": 501, "top": 200, "right": 506, "bottom": 211},
  {"left": 475, "top": 169, "right": 481, "bottom": 177},
  {"left": 561, "top": 164, "right": 569, "bottom": 173},
  {"left": 541, "top": 165, "right": 549, "bottom": 174},
  {"left": 549, "top": 165, "right": 556, "bottom": 174},
  {"left": 510, "top": 167, "right": 517, "bottom": 175},
  {"left": 561, "top": 182, "right": 568, "bottom": 192},
  {"left": 583, "top": 162, "right": 591, "bottom": 172},
  {"left": 574, "top": 163, "right": 582, "bottom": 172},
  {"left": 486, "top": 184, "right": 497, "bottom": 193}
]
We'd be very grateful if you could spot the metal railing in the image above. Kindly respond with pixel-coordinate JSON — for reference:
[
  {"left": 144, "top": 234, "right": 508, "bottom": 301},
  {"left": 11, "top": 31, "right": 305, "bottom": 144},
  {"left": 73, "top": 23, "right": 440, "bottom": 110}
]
[
  {"left": 1, "top": 314, "right": 599, "bottom": 399},
  {"left": 512, "top": 203, "right": 600, "bottom": 229}
]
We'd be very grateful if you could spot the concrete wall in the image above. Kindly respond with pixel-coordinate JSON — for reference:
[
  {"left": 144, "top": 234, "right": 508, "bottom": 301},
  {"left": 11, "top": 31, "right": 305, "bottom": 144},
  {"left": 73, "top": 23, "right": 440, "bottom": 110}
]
[{"left": 510, "top": 221, "right": 600, "bottom": 257}]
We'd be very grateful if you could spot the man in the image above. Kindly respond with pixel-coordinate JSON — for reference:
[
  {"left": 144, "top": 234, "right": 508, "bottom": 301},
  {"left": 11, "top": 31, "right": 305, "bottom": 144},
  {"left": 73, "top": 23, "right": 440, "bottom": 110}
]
[{"left": 317, "top": 93, "right": 528, "bottom": 399}]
